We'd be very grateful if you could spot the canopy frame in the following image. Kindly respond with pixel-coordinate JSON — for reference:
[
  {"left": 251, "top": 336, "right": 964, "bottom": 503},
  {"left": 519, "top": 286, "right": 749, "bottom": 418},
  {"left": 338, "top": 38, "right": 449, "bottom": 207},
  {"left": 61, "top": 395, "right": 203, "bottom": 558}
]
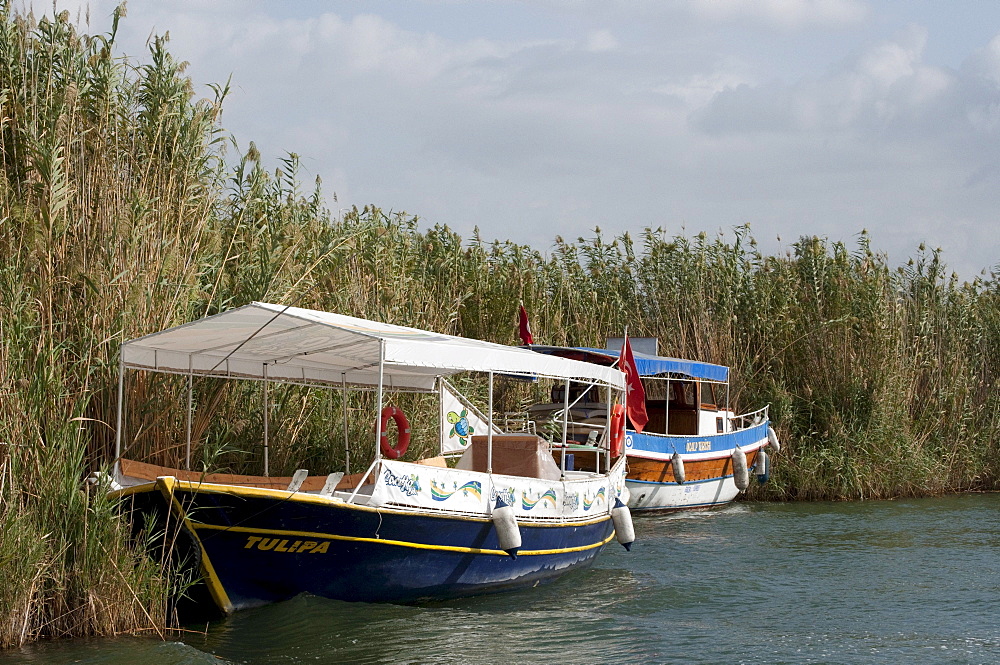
[{"left": 114, "top": 303, "right": 625, "bottom": 484}]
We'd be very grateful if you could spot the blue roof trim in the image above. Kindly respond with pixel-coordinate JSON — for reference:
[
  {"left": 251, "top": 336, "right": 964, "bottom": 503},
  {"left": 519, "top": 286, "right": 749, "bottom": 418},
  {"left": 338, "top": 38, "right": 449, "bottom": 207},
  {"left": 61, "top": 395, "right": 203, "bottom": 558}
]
[{"left": 577, "top": 347, "right": 729, "bottom": 382}]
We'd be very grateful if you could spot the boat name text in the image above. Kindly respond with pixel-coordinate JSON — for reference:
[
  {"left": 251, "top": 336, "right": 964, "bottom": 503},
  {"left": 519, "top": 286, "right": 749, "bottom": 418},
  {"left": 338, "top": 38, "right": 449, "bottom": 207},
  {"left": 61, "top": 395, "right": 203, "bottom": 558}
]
[
  {"left": 244, "top": 536, "right": 330, "bottom": 553},
  {"left": 686, "top": 441, "right": 712, "bottom": 452}
]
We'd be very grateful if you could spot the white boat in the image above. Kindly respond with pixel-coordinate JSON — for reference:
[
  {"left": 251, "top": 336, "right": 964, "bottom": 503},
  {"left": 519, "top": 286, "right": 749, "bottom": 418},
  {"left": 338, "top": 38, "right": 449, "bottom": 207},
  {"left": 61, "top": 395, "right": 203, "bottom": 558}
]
[
  {"left": 107, "top": 303, "right": 633, "bottom": 613},
  {"left": 525, "top": 345, "right": 778, "bottom": 511}
]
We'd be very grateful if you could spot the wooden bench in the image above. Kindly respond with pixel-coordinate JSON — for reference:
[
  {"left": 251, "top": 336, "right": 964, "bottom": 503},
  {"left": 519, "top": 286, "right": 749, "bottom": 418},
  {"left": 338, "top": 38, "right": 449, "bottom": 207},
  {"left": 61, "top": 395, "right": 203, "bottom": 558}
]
[{"left": 457, "top": 435, "right": 562, "bottom": 480}]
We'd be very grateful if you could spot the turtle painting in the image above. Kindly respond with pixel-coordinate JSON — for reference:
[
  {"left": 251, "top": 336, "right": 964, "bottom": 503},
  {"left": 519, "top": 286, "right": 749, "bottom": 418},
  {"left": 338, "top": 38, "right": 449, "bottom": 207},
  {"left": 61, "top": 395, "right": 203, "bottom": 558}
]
[{"left": 447, "top": 409, "right": 474, "bottom": 447}]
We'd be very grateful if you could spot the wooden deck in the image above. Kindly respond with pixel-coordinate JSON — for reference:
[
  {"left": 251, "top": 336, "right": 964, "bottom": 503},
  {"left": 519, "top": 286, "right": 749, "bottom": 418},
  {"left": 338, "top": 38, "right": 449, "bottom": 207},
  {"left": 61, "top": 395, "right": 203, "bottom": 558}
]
[{"left": 119, "top": 456, "right": 448, "bottom": 492}]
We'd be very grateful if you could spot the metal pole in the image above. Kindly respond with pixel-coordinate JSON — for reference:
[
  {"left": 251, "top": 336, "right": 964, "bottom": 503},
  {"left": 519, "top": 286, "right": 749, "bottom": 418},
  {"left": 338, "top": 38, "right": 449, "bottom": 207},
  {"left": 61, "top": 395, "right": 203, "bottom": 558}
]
[
  {"left": 487, "top": 371, "right": 494, "bottom": 473},
  {"left": 605, "top": 385, "right": 612, "bottom": 472},
  {"left": 186, "top": 356, "right": 193, "bottom": 471},
  {"left": 560, "top": 378, "right": 569, "bottom": 477},
  {"left": 374, "top": 341, "right": 385, "bottom": 462},
  {"left": 263, "top": 363, "right": 269, "bottom": 476},
  {"left": 695, "top": 380, "right": 701, "bottom": 434},
  {"left": 114, "top": 354, "right": 125, "bottom": 480},
  {"left": 342, "top": 372, "right": 350, "bottom": 474},
  {"left": 665, "top": 378, "right": 671, "bottom": 435},
  {"left": 725, "top": 380, "right": 731, "bottom": 433},
  {"left": 596, "top": 385, "right": 607, "bottom": 475},
  {"left": 438, "top": 376, "right": 445, "bottom": 456}
]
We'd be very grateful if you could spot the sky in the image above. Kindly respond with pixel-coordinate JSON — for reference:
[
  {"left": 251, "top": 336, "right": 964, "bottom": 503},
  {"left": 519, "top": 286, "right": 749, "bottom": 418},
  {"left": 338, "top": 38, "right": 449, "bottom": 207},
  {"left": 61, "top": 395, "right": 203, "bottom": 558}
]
[{"left": 31, "top": 0, "right": 1000, "bottom": 278}]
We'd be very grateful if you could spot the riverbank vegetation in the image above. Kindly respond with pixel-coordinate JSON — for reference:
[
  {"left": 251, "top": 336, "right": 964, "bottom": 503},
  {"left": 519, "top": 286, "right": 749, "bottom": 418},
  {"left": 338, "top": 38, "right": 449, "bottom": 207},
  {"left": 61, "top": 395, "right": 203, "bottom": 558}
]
[{"left": 1, "top": 3, "right": 999, "bottom": 647}]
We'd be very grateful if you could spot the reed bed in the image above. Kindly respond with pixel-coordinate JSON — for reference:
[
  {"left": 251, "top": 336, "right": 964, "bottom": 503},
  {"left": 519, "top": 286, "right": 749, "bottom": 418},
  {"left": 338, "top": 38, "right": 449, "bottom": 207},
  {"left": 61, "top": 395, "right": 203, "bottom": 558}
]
[{"left": 2, "top": 4, "right": 1000, "bottom": 646}]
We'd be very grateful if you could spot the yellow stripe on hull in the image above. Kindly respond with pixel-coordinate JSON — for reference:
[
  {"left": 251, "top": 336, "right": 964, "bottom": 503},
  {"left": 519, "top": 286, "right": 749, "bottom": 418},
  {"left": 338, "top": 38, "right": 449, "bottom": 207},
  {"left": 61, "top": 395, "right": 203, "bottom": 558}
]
[{"left": 192, "top": 521, "right": 616, "bottom": 557}]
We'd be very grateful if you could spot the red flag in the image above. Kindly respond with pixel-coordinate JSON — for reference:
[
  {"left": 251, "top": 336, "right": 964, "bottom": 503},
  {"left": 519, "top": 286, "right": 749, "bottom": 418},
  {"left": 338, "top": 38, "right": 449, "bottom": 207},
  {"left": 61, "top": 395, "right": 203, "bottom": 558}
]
[
  {"left": 518, "top": 304, "right": 534, "bottom": 345},
  {"left": 620, "top": 335, "right": 648, "bottom": 433}
]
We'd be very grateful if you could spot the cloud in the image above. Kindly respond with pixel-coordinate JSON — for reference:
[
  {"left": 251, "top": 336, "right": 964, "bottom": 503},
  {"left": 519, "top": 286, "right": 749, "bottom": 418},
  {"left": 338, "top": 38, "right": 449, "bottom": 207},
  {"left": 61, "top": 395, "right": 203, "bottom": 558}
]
[
  {"left": 962, "top": 33, "right": 1000, "bottom": 86},
  {"left": 692, "top": 25, "right": 965, "bottom": 136},
  {"left": 21, "top": 1, "right": 1000, "bottom": 277},
  {"left": 585, "top": 29, "right": 618, "bottom": 53},
  {"left": 685, "top": 0, "right": 869, "bottom": 29}
]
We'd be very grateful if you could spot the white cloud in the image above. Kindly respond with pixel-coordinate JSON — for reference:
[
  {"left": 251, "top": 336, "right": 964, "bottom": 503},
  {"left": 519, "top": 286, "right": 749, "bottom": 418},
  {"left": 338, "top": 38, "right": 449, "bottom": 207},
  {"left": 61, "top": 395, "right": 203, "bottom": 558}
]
[
  {"left": 692, "top": 25, "right": 962, "bottom": 135},
  {"left": 17, "top": 0, "right": 1000, "bottom": 277},
  {"left": 585, "top": 29, "right": 618, "bottom": 53},
  {"left": 686, "top": 0, "right": 869, "bottom": 29},
  {"left": 854, "top": 24, "right": 925, "bottom": 88},
  {"left": 962, "top": 33, "right": 1000, "bottom": 86}
]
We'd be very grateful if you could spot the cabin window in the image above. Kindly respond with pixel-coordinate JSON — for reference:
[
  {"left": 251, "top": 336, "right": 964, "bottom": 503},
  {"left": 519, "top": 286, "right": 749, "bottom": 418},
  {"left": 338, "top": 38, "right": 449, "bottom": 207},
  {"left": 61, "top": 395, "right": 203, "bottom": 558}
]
[
  {"left": 701, "top": 382, "right": 719, "bottom": 410},
  {"left": 716, "top": 416, "right": 724, "bottom": 433},
  {"left": 669, "top": 381, "right": 697, "bottom": 409},
  {"left": 550, "top": 383, "right": 597, "bottom": 404}
]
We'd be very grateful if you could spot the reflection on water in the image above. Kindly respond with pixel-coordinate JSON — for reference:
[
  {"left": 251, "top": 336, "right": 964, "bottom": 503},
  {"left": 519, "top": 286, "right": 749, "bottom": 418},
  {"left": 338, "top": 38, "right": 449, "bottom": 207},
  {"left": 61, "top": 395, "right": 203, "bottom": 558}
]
[{"left": 3, "top": 494, "right": 999, "bottom": 664}]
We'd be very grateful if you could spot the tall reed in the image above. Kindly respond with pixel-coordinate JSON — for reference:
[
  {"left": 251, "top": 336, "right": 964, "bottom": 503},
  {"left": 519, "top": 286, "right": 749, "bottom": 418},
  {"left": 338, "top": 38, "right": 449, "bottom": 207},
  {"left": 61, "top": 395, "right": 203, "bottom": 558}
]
[{"left": 2, "top": 2, "right": 1000, "bottom": 648}]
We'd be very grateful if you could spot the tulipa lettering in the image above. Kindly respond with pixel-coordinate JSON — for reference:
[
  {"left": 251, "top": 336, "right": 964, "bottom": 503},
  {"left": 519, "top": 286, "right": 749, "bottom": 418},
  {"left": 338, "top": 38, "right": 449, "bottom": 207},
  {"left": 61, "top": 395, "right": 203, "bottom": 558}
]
[{"left": 244, "top": 536, "right": 330, "bottom": 554}]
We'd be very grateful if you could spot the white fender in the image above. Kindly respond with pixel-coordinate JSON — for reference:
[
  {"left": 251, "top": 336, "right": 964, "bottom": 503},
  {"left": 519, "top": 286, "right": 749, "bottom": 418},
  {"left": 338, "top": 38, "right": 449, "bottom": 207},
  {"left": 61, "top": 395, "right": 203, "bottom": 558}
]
[
  {"left": 611, "top": 497, "right": 635, "bottom": 551},
  {"left": 671, "top": 451, "right": 686, "bottom": 484},
  {"left": 731, "top": 446, "right": 749, "bottom": 491},
  {"left": 755, "top": 448, "right": 770, "bottom": 483},
  {"left": 491, "top": 497, "right": 521, "bottom": 558},
  {"left": 767, "top": 426, "right": 781, "bottom": 453}
]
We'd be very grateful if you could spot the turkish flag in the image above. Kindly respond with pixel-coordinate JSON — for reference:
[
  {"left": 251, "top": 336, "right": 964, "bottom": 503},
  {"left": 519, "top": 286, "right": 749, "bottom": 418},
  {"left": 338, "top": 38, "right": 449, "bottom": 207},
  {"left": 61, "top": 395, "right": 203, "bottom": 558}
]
[
  {"left": 518, "top": 304, "right": 534, "bottom": 345},
  {"left": 620, "top": 335, "right": 648, "bottom": 433}
]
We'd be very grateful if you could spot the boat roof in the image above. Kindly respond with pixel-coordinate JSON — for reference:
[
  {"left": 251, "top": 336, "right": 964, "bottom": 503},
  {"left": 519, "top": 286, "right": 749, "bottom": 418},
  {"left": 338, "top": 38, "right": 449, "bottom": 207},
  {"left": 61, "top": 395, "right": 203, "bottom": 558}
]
[
  {"left": 120, "top": 303, "right": 626, "bottom": 392},
  {"left": 526, "top": 345, "right": 729, "bottom": 383}
]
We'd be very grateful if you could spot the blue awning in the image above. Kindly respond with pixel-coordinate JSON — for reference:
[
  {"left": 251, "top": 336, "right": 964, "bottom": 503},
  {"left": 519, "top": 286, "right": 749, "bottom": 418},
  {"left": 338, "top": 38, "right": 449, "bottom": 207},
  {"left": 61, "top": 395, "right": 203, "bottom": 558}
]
[
  {"left": 580, "top": 348, "right": 729, "bottom": 382},
  {"left": 525, "top": 346, "right": 729, "bottom": 382}
]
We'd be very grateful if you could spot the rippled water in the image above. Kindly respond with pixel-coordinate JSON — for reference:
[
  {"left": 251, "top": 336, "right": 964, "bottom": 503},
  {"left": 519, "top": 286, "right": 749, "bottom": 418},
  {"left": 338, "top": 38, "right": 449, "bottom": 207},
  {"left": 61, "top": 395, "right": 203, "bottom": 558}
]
[{"left": 4, "top": 494, "right": 1000, "bottom": 664}]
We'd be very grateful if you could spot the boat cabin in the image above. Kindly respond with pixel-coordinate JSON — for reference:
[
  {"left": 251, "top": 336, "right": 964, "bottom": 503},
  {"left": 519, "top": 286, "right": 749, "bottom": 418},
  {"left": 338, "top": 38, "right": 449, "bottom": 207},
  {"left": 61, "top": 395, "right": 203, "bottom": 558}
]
[{"left": 524, "top": 343, "right": 733, "bottom": 440}]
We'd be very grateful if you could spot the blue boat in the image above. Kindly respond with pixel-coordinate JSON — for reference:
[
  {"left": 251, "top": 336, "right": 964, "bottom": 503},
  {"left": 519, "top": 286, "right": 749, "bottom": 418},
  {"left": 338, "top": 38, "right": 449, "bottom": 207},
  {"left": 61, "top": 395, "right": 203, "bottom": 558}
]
[
  {"left": 526, "top": 344, "right": 780, "bottom": 512},
  {"left": 108, "top": 303, "right": 633, "bottom": 613}
]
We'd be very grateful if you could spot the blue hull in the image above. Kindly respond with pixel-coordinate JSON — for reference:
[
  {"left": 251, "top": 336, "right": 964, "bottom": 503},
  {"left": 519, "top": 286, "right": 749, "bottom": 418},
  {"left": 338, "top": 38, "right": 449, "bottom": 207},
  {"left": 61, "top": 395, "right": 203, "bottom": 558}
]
[
  {"left": 625, "top": 421, "right": 769, "bottom": 457},
  {"left": 123, "top": 478, "right": 614, "bottom": 612}
]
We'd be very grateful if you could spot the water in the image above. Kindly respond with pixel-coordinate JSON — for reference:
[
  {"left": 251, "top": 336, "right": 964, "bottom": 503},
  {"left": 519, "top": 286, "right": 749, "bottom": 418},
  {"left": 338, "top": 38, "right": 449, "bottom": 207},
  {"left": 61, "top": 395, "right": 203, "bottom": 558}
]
[{"left": 4, "top": 494, "right": 999, "bottom": 664}]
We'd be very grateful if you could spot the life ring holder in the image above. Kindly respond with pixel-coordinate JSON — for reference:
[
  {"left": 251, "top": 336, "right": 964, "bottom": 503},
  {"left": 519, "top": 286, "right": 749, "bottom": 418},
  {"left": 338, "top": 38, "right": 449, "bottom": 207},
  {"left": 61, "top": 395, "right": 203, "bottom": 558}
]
[
  {"left": 609, "top": 404, "right": 626, "bottom": 457},
  {"left": 378, "top": 406, "right": 411, "bottom": 459}
]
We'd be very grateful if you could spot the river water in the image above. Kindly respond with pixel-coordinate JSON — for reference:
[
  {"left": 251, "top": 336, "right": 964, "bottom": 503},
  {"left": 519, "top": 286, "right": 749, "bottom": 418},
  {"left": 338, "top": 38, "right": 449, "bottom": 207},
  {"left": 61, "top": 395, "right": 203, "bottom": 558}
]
[{"left": 4, "top": 493, "right": 999, "bottom": 664}]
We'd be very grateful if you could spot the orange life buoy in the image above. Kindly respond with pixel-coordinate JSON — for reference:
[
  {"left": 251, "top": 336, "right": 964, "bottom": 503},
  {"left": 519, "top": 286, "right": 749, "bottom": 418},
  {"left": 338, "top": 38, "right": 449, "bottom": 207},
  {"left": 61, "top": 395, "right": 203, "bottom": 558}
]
[
  {"left": 378, "top": 406, "right": 410, "bottom": 459},
  {"left": 609, "top": 403, "right": 626, "bottom": 457}
]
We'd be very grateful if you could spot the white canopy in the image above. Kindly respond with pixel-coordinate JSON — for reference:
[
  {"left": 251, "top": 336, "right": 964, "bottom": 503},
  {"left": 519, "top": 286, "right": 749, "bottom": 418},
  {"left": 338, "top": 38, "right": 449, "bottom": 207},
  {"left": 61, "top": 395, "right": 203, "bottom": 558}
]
[{"left": 121, "top": 302, "right": 625, "bottom": 392}]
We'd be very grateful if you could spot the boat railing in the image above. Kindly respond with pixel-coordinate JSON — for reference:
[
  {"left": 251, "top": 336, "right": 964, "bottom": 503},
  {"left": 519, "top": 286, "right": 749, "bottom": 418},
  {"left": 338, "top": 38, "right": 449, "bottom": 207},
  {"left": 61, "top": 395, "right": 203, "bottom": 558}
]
[
  {"left": 729, "top": 405, "right": 769, "bottom": 431},
  {"left": 502, "top": 411, "right": 536, "bottom": 435},
  {"left": 520, "top": 405, "right": 610, "bottom": 446},
  {"left": 347, "top": 457, "right": 381, "bottom": 504}
]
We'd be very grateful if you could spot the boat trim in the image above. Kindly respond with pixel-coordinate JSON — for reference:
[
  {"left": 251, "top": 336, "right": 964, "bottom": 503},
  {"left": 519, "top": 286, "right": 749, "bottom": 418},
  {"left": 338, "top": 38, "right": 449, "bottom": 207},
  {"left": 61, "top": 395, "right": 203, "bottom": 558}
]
[
  {"left": 156, "top": 477, "right": 234, "bottom": 612},
  {"left": 192, "top": 522, "right": 617, "bottom": 557},
  {"left": 626, "top": 475, "right": 739, "bottom": 486},
  {"left": 627, "top": 498, "right": 732, "bottom": 510},
  {"left": 114, "top": 477, "right": 618, "bottom": 527}
]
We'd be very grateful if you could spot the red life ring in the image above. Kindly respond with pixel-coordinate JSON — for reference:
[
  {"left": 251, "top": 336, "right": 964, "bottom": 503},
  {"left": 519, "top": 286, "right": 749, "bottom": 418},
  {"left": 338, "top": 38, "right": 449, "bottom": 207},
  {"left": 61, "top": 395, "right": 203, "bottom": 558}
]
[
  {"left": 378, "top": 406, "right": 411, "bottom": 459},
  {"left": 609, "top": 404, "right": 626, "bottom": 457}
]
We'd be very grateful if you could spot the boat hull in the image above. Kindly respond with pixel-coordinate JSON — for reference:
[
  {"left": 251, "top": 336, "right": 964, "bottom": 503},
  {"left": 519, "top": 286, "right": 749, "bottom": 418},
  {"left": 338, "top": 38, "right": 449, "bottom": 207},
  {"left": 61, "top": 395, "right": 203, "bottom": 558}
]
[
  {"left": 119, "top": 478, "right": 615, "bottom": 613},
  {"left": 624, "top": 421, "right": 769, "bottom": 512},
  {"left": 625, "top": 460, "right": 755, "bottom": 511}
]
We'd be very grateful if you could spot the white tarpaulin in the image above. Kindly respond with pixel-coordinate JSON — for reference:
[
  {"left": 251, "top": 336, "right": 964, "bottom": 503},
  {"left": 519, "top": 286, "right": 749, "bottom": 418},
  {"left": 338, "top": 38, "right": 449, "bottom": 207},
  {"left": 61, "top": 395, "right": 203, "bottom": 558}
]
[
  {"left": 439, "top": 381, "right": 500, "bottom": 454},
  {"left": 121, "top": 302, "right": 625, "bottom": 392},
  {"left": 369, "top": 458, "right": 628, "bottom": 520}
]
